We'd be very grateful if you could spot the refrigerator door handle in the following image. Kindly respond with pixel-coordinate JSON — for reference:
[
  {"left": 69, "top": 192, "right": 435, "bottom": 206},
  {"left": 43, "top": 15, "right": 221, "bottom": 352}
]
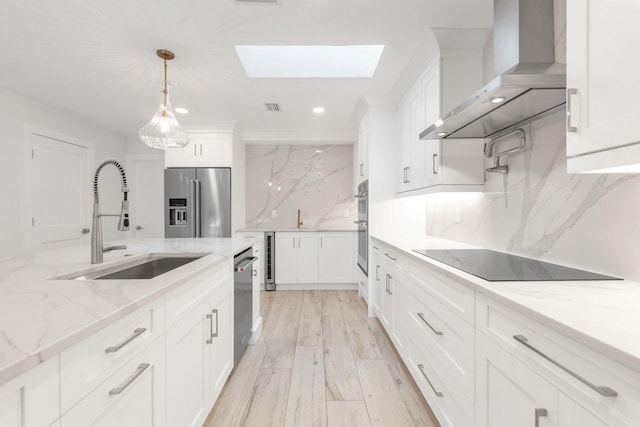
[
  {"left": 194, "top": 179, "right": 202, "bottom": 238},
  {"left": 190, "top": 179, "right": 197, "bottom": 237}
]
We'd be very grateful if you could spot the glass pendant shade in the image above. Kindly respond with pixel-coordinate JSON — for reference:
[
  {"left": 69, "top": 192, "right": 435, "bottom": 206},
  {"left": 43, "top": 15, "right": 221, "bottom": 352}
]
[
  {"left": 139, "top": 49, "right": 189, "bottom": 149},
  {"left": 139, "top": 90, "right": 189, "bottom": 149}
]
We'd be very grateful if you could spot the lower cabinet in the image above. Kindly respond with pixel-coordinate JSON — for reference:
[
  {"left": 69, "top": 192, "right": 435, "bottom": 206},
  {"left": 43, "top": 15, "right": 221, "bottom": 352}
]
[
  {"left": 60, "top": 336, "right": 165, "bottom": 427},
  {"left": 166, "top": 279, "right": 233, "bottom": 427},
  {"left": 276, "top": 231, "right": 356, "bottom": 285},
  {"left": 0, "top": 356, "right": 59, "bottom": 427},
  {"left": 476, "top": 332, "right": 608, "bottom": 427},
  {"left": 475, "top": 332, "right": 558, "bottom": 427}
]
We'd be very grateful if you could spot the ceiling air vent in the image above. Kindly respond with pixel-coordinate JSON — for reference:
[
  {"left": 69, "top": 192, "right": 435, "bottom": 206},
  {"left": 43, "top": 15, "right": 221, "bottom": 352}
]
[{"left": 264, "top": 103, "right": 280, "bottom": 112}]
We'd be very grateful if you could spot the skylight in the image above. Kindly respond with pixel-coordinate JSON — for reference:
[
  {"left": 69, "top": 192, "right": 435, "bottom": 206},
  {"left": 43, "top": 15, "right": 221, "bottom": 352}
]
[{"left": 234, "top": 45, "right": 385, "bottom": 78}]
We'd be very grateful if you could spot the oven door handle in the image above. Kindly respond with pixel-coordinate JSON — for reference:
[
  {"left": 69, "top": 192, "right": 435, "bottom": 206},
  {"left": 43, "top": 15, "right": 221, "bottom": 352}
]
[
  {"left": 235, "top": 256, "right": 258, "bottom": 272},
  {"left": 354, "top": 220, "right": 368, "bottom": 226}
]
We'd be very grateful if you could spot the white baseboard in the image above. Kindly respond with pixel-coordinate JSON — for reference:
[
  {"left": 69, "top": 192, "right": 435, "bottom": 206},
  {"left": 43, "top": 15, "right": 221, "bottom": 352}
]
[{"left": 260, "top": 283, "right": 358, "bottom": 291}]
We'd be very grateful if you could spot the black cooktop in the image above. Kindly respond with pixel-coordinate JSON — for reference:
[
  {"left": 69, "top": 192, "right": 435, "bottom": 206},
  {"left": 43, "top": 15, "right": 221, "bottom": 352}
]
[{"left": 412, "top": 249, "right": 621, "bottom": 282}]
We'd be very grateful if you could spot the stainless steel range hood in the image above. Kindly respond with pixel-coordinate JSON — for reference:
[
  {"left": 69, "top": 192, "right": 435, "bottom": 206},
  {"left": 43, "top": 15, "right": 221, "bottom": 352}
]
[{"left": 420, "top": 0, "right": 566, "bottom": 140}]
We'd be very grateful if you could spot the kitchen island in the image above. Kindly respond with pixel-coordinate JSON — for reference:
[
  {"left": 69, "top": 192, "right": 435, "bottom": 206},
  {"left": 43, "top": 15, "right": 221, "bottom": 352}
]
[{"left": 0, "top": 237, "right": 255, "bottom": 427}]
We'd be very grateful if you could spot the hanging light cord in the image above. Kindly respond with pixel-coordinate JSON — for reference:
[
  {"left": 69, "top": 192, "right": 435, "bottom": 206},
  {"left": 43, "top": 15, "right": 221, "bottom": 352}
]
[{"left": 162, "top": 58, "right": 168, "bottom": 113}]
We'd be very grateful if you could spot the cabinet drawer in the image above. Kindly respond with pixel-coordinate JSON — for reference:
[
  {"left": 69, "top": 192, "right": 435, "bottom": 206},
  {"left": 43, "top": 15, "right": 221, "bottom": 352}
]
[
  {"left": 477, "top": 294, "right": 640, "bottom": 426},
  {"left": 61, "top": 335, "right": 165, "bottom": 427},
  {"left": 407, "top": 279, "right": 475, "bottom": 402},
  {"left": 407, "top": 259, "right": 475, "bottom": 325},
  {"left": 379, "top": 245, "right": 407, "bottom": 273},
  {"left": 60, "top": 300, "right": 164, "bottom": 414},
  {"left": 165, "top": 258, "right": 232, "bottom": 326},
  {"left": 406, "top": 334, "right": 474, "bottom": 427}
]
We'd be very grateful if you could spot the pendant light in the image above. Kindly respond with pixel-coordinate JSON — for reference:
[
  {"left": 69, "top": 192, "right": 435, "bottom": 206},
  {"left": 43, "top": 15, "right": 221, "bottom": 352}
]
[{"left": 139, "top": 49, "right": 189, "bottom": 149}]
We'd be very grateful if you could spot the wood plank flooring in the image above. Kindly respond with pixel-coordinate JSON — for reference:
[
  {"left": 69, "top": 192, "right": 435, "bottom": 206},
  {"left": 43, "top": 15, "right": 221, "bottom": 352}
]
[{"left": 204, "top": 290, "right": 439, "bottom": 427}]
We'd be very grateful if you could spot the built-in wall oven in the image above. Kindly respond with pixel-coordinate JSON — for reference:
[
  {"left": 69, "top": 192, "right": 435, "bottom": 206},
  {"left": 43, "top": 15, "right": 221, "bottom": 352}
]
[{"left": 355, "top": 180, "right": 368, "bottom": 276}]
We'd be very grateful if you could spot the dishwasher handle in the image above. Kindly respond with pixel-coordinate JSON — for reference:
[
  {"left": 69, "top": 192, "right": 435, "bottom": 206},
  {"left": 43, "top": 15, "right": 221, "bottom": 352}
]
[{"left": 235, "top": 256, "right": 258, "bottom": 272}]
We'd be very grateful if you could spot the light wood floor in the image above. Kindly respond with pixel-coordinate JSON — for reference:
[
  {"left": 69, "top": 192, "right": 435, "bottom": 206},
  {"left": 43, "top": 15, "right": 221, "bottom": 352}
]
[{"left": 204, "top": 290, "right": 440, "bottom": 427}]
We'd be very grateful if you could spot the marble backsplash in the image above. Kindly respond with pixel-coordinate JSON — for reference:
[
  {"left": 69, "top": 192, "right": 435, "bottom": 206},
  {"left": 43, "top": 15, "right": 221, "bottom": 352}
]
[
  {"left": 245, "top": 145, "right": 356, "bottom": 229},
  {"left": 424, "top": 111, "right": 640, "bottom": 282}
]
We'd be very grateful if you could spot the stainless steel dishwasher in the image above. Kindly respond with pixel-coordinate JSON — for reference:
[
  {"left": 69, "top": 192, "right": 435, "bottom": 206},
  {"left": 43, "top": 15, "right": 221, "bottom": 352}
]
[{"left": 233, "top": 248, "right": 256, "bottom": 364}]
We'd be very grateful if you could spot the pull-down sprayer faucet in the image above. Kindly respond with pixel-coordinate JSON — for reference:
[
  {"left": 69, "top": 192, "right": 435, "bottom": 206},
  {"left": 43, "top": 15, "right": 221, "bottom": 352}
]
[{"left": 91, "top": 159, "right": 130, "bottom": 264}]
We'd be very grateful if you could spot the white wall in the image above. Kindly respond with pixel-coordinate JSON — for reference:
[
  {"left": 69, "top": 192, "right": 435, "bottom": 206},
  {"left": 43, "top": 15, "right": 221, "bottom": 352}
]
[{"left": 0, "top": 86, "right": 128, "bottom": 260}]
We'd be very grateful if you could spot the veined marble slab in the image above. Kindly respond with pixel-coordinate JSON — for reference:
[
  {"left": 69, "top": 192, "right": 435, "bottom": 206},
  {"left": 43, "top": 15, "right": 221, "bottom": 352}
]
[
  {"left": 372, "top": 233, "right": 640, "bottom": 373},
  {"left": 0, "top": 238, "right": 251, "bottom": 385}
]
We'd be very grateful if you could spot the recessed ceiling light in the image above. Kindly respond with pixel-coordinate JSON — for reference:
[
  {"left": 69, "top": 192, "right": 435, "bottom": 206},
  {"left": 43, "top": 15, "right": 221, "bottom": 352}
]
[
  {"left": 313, "top": 107, "right": 325, "bottom": 114},
  {"left": 234, "top": 45, "right": 385, "bottom": 78},
  {"left": 437, "top": 132, "right": 447, "bottom": 137},
  {"left": 175, "top": 107, "right": 189, "bottom": 114},
  {"left": 490, "top": 97, "right": 506, "bottom": 104}
]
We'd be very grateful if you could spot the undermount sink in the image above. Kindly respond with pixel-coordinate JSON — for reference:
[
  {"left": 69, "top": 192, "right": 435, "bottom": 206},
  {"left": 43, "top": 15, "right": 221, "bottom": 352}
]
[{"left": 55, "top": 253, "right": 206, "bottom": 281}]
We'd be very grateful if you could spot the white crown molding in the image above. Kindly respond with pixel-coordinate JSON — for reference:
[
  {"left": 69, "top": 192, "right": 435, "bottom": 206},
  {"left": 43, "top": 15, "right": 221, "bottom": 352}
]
[{"left": 240, "top": 129, "right": 357, "bottom": 145}]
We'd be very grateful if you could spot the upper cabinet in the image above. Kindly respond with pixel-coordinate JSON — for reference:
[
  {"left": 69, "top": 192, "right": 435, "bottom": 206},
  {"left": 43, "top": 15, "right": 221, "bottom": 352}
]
[
  {"left": 566, "top": 1, "right": 640, "bottom": 173},
  {"left": 165, "top": 133, "right": 233, "bottom": 168},
  {"left": 397, "top": 54, "right": 485, "bottom": 194},
  {"left": 356, "top": 114, "right": 369, "bottom": 183}
]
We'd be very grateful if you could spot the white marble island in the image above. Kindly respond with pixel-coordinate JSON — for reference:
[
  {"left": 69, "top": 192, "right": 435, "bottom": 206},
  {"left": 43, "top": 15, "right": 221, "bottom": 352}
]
[{"left": 0, "top": 236, "right": 253, "bottom": 422}]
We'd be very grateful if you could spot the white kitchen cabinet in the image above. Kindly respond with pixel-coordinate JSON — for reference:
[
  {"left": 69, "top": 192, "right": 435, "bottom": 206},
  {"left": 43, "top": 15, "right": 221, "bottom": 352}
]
[
  {"left": 275, "top": 232, "right": 319, "bottom": 284},
  {"left": 60, "top": 336, "right": 165, "bottom": 427},
  {"left": 0, "top": 356, "right": 59, "bottom": 427},
  {"left": 397, "top": 56, "right": 484, "bottom": 194},
  {"left": 476, "top": 332, "right": 558, "bottom": 427},
  {"left": 356, "top": 113, "right": 369, "bottom": 183},
  {"left": 164, "top": 133, "right": 233, "bottom": 168},
  {"left": 166, "top": 274, "right": 233, "bottom": 427},
  {"left": 318, "top": 232, "right": 355, "bottom": 283},
  {"left": 566, "top": 1, "right": 640, "bottom": 173}
]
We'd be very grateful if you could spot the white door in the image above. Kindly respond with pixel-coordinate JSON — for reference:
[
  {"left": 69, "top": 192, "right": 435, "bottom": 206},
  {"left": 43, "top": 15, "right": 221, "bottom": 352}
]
[
  {"left": 275, "top": 233, "right": 298, "bottom": 284},
  {"left": 296, "top": 233, "right": 319, "bottom": 283},
  {"left": 476, "top": 333, "right": 559, "bottom": 427},
  {"left": 128, "top": 155, "right": 164, "bottom": 238},
  {"left": 30, "top": 133, "right": 89, "bottom": 249},
  {"left": 318, "top": 233, "right": 354, "bottom": 283},
  {"left": 566, "top": 1, "right": 640, "bottom": 157}
]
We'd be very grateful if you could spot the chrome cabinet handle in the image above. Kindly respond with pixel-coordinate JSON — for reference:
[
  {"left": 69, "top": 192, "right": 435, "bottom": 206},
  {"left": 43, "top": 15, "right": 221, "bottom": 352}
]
[
  {"left": 417, "top": 313, "right": 443, "bottom": 336},
  {"left": 320, "top": 237, "right": 323, "bottom": 248},
  {"left": 432, "top": 153, "right": 438, "bottom": 174},
  {"left": 109, "top": 363, "right": 150, "bottom": 396},
  {"left": 82, "top": 228, "right": 90, "bottom": 234},
  {"left": 194, "top": 144, "right": 197, "bottom": 156},
  {"left": 360, "top": 163, "right": 364, "bottom": 177},
  {"left": 567, "top": 88, "right": 578, "bottom": 133},
  {"left": 384, "top": 253, "right": 397, "bottom": 261},
  {"left": 211, "top": 309, "right": 219, "bottom": 338},
  {"left": 373, "top": 245, "right": 379, "bottom": 250},
  {"left": 535, "top": 408, "right": 548, "bottom": 427},
  {"left": 385, "top": 274, "right": 389, "bottom": 294},
  {"left": 388, "top": 275, "right": 392, "bottom": 295},
  {"left": 417, "top": 364, "right": 443, "bottom": 397},
  {"left": 406, "top": 166, "right": 410, "bottom": 183},
  {"left": 253, "top": 269, "right": 258, "bottom": 277},
  {"left": 298, "top": 237, "right": 301, "bottom": 248},
  {"left": 513, "top": 335, "right": 617, "bottom": 397},
  {"left": 375, "top": 265, "right": 380, "bottom": 281},
  {"left": 200, "top": 144, "right": 203, "bottom": 156},
  {"left": 206, "top": 313, "right": 214, "bottom": 344},
  {"left": 105, "top": 328, "right": 147, "bottom": 353},
  {"left": 136, "top": 225, "right": 144, "bottom": 230}
]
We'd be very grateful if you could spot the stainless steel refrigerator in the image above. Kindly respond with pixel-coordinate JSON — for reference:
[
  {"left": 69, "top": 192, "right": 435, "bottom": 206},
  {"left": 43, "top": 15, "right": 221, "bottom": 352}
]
[{"left": 164, "top": 168, "right": 231, "bottom": 238}]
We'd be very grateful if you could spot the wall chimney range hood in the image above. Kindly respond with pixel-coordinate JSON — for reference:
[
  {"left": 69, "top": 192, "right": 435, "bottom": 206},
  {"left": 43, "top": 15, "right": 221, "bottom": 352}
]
[{"left": 420, "top": 0, "right": 566, "bottom": 140}]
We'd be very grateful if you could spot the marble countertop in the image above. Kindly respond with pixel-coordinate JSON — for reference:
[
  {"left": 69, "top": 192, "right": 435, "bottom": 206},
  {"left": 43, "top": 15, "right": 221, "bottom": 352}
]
[
  {"left": 372, "top": 234, "right": 640, "bottom": 372},
  {"left": 236, "top": 227, "right": 357, "bottom": 232},
  {"left": 0, "top": 238, "right": 252, "bottom": 385}
]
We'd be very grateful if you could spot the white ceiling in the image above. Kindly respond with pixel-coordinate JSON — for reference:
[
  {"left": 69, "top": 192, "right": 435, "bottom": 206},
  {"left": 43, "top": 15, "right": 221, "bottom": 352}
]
[{"left": 0, "top": 0, "right": 492, "bottom": 141}]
